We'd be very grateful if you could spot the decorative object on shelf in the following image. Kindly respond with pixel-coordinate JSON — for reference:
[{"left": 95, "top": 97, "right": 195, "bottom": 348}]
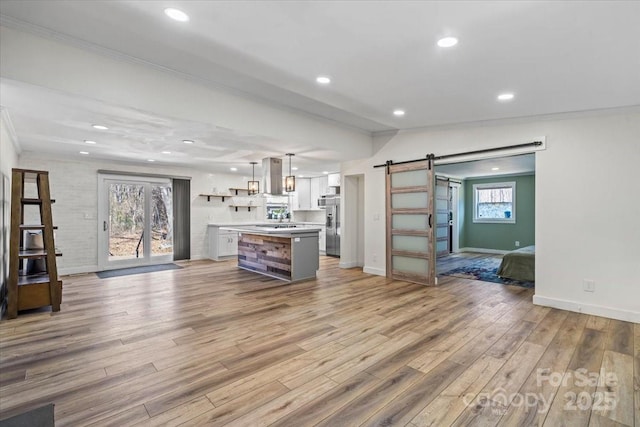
[
  {"left": 248, "top": 161, "right": 259, "bottom": 195},
  {"left": 285, "top": 153, "right": 295, "bottom": 192}
]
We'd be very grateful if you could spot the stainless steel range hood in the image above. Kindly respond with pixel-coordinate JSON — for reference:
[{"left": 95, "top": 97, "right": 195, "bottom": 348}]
[{"left": 262, "top": 157, "right": 283, "bottom": 195}]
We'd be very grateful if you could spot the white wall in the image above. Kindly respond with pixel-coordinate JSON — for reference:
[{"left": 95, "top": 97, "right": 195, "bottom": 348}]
[
  {"left": 342, "top": 109, "right": 640, "bottom": 322},
  {"left": 1, "top": 110, "right": 20, "bottom": 315},
  {"left": 18, "top": 152, "right": 263, "bottom": 274}
]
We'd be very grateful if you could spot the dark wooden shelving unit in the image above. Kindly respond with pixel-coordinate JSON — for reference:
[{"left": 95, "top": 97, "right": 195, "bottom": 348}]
[{"left": 7, "top": 169, "right": 62, "bottom": 319}]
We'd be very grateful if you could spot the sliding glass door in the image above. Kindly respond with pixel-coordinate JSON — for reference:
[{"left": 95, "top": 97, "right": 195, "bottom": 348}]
[{"left": 98, "top": 174, "right": 173, "bottom": 270}]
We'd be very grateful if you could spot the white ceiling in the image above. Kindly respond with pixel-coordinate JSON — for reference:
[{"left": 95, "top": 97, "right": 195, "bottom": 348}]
[
  {"left": 1, "top": 1, "right": 639, "bottom": 176},
  {"left": 436, "top": 153, "right": 535, "bottom": 179}
]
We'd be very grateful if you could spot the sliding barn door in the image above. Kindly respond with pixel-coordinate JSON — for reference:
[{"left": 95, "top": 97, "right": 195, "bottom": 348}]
[
  {"left": 435, "top": 177, "right": 451, "bottom": 257},
  {"left": 386, "top": 158, "right": 436, "bottom": 285}
]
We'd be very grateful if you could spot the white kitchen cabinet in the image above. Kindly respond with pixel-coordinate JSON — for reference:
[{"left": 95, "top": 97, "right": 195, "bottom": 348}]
[
  {"left": 209, "top": 226, "right": 238, "bottom": 260},
  {"left": 218, "top": 231, "right": 238, "bottom": 257},
  {"left": 295, "top": 178, "right": 311, "bottom": 210},
  {"left": 318, "top": 225, "right": 326, "bottom": 253},
  {"left": 318, "top": 175, "right": 329, "bottom": 196},
  {"left": 310, "top": 177, "right": 321, "bottom": 209},
  {"left": 328, "top": 173, "right": 341, "bottom": 187}
]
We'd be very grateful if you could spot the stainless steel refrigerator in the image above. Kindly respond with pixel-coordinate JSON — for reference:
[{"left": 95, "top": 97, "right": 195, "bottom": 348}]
[{"left": 321, "top": 196, "right": 340, "bottom": 257}]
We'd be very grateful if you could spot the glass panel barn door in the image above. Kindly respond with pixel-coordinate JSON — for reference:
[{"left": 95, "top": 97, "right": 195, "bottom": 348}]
[{"left": 386, "top": 158, "right": 436, "bottom": 285}]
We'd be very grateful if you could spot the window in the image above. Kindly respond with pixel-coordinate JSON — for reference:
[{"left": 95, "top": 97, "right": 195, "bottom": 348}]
[{"left": 473, "top": 181, "right": 516, "bottom": 223}]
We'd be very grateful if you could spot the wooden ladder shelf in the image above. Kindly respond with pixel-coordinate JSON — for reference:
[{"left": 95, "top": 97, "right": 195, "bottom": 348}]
[{"left": 7, "top": 169, "right": 62, "bottom": 319}]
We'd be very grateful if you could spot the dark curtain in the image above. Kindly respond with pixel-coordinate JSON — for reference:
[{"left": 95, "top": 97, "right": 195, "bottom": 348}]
[{"left": 172, "top": 179, "right": 191, "bottom": 260}]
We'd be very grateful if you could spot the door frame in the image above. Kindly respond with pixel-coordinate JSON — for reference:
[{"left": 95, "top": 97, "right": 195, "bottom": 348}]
[{"left": 97, "top": 173, "right": 173, "bottom": 271}]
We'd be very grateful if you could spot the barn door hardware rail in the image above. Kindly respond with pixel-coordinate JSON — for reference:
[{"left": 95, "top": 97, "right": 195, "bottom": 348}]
[{"left": 374, "top": 140, "right": 543, "bottom": 171}]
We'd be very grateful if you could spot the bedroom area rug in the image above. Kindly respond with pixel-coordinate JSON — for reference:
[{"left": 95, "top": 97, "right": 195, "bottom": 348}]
[{"left": 439, "top": 255, "right": 535, "bottom": 288}]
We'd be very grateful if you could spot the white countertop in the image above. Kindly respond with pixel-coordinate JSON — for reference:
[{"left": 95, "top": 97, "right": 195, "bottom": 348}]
[
  {"left": 221, "top": 225, "right": 321, "bottom": 235},
  {"left": 209, "top": 221, "right": 324, "bottom": 227}
]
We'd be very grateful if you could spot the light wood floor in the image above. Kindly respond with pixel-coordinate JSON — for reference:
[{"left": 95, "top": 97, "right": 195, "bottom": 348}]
[{"left": 0, "top": 257, "right": 637, "bottom": 426}]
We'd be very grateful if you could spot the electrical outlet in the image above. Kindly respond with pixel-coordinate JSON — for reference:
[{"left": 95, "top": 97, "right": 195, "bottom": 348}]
[
  {"left": 583, "top": 280, "right": 595, "bottom": 292},
  {"left": 372, "top": 253, "right": 377, "bottom": 262},
  {"left": 515, "top": 241, "right": 520, "bottom": 247}
]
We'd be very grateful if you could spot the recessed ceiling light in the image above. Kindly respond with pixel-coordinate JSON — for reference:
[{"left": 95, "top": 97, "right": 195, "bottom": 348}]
[
  {"left": 79, "top": 151, "right": 89, "bottom": 155},
  {"left": 322, "top": 171, "right": 329, "bottom": 174},
  {"left": 148, "top": 159, "right": 155, "bottom": 162},
  {"left": 92, "top": 124, "right": 108, "bottom": 130},
  {"left": 84, "top": 140, "right": 96, "bottom": 144},
  {"left": 164, "top": 8, "right": 189, "bottom": 22},
  {"left": 497, "top": 93, "right": 515, "bottom": 101},
  {"left": 299, "top": 175, "right": 305, "bottom": 178},
  {"left": 393, "top": 109, "right": 405, "bottom": 117},
  {"left": 292, "top": 167, "right": 299, "bottom": 171},
  {"left": 162, "top": 151, "right": 171, "bottom": 154},
  {"left": 230, "top": 167, "right": 238, "bottom": 171},
  {"left": 316, "top": 76, "right": 331, "bottom": 84},
  {"left": 437, "top": 37, "right": 458, "bottom": 48},
  {"left": 182, "top": 139, "right": 194, "bottom": 144},
  {"left": 491, "top": 167, "right": 500, "bottom": 171}
]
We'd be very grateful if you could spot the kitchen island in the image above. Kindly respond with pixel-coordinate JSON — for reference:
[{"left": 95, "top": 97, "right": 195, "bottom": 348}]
[{"left": 220, "top": 225, "right": 320, "bottom": 282}]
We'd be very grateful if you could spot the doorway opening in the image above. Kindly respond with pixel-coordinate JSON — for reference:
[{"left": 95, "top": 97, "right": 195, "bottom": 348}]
[
  {"left": 341, "top": 174, "right": 365, "bottom": 269},
  {"left": 435, "top": 153, "right": 536, "bottom": 286}
]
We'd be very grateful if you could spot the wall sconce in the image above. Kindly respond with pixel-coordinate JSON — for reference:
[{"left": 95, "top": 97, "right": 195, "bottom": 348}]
[
  {"left": 285, "top": 153, "right": 295, "bottom": 192},
  {"left": 248, "top": 161, "right": 259, "bottom": 195}
]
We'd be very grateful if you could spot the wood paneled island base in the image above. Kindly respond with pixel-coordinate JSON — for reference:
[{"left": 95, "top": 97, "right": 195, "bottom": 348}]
[{"left": 234, "top": 228, "right": 320, "bottom": 282}]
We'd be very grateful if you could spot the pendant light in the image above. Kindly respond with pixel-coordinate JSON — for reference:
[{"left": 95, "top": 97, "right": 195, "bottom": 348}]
[
  {"left": 284, "top": 153, "right": 295, "bottom": 192},
  {"left": 248, "top": 161, "right": 259, "bottom": 195}
]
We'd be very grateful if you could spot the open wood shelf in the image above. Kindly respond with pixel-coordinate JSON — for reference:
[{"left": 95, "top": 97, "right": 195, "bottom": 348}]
[
  {"left": 229, "top": 187, "right": 250, "bottom": 195},
  {"left": 229, "top": 205, "right": 255, "bottom": 212},
  {"left": 18, "top": 273, "right": 62, "bottom": 286},
  {"left": 21, "top": 198, "right": 56, "bottom": 205},
  {"left": 199, "top": 194, "right": 229, "bottom": 202},
  {"left": 20, "top": 224, "right": 59, "bottom": 230},
  {"left": 18, "top": 249, "right": 63, "bottom": 259}
]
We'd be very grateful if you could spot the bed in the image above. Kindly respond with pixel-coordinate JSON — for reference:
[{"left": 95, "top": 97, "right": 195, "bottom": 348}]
[{"left": 497, "top": 245, "right": 535, "bottom": 282}]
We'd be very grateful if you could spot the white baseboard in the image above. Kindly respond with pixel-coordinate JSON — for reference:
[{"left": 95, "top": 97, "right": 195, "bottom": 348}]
[
  {"left": 533, "top": 295, "right": 640, "bottom": 324},
  {"left": 363, "top": 266, "right": 385, "bottom": 276},
  {"left": 339, "top": 261, "right": 363, "bottom": 269},
  {"left": 59, "top": 265, "right": 99, "bottom": 276},
  {"left": 459, "top": 247, "right": 509, "bottom": 255}
]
